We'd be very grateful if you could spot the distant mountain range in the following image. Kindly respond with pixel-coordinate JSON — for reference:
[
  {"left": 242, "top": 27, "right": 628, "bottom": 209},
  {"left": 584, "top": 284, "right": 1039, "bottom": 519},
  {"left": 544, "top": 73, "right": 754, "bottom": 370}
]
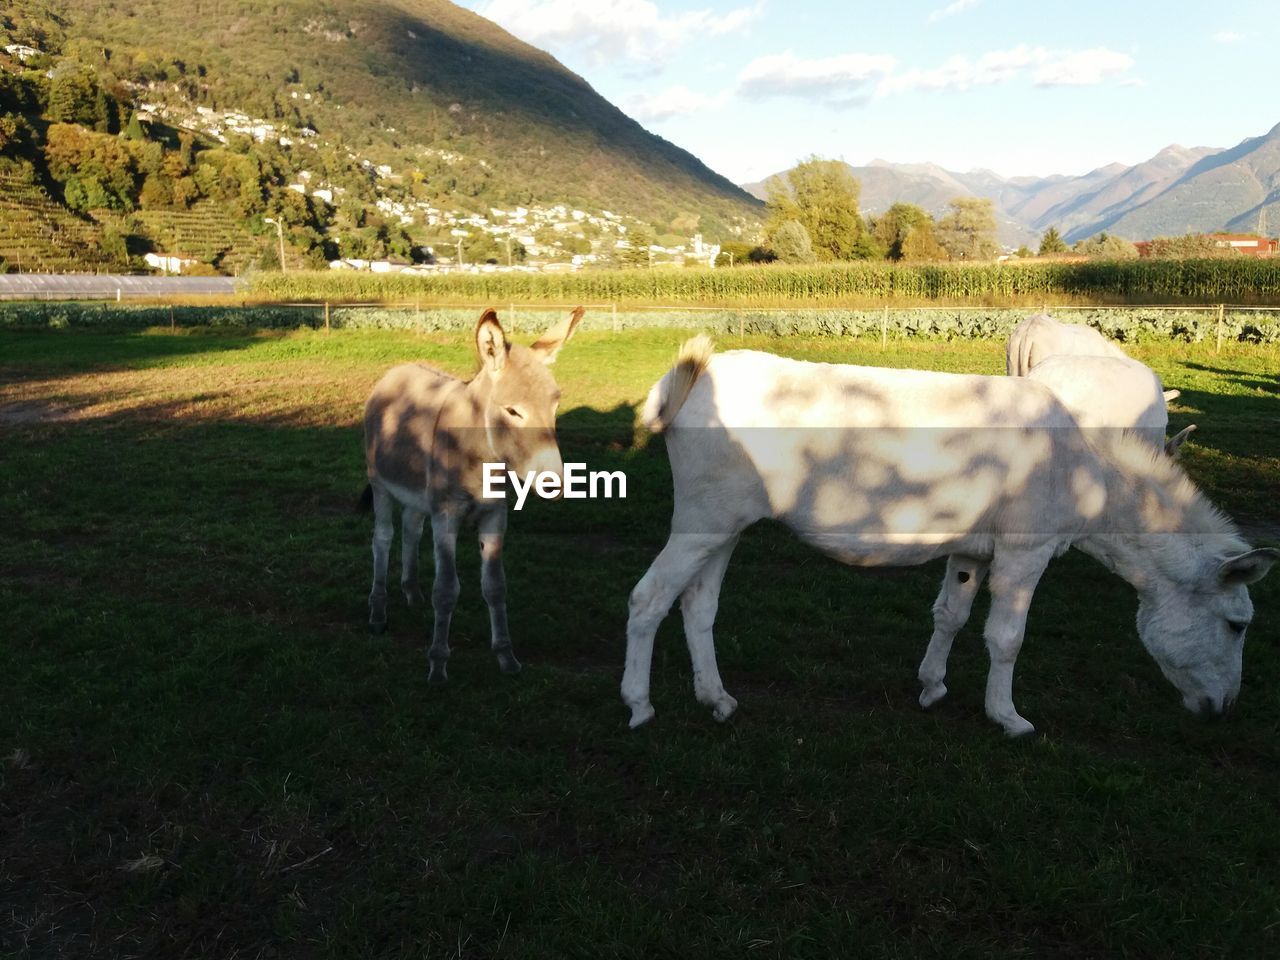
[{"left": 743, "top": 123, "right": 1280, "bottom": 248}]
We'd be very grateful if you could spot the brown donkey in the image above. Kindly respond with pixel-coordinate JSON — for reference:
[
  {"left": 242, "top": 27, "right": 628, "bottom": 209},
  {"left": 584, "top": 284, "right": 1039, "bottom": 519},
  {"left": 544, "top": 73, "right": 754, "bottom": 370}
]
[{"left": 362, "top": 307, "right": 584, "bottom": 680}]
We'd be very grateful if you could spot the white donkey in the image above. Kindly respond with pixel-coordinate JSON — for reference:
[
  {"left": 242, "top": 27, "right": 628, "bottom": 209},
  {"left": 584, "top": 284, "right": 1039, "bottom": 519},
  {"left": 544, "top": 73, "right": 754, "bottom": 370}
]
[
  {"left": 362, "top": 307, "right": 583, "bottom": 681},
  {"left": 622, "top": 338, "right": 1276, "bottom": 735},
  {"left": 1023, "top": 355, "right": 1188, "bottom": 454},
  {"left": 1006, "top": 312, "right": 1130, "bottom": 375},
  {"left": 1007, "top": 313, "right": 1194, "bottom": 455}
]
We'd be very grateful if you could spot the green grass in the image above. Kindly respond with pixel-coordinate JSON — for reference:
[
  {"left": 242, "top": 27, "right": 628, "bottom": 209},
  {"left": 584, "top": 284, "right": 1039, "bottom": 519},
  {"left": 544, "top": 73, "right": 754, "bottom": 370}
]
[{"left": 2, "top": 328, "right": 1279, "bottom": 958}]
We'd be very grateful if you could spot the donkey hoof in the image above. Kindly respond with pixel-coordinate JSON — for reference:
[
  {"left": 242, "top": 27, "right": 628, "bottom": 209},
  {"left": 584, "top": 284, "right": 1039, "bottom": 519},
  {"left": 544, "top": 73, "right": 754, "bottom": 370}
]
[
  {"left": 711, "top": 696, "right": 738, "bottom": 723},
  {"left": 999, "top": 715, "right": 1036, "bottom": 738},
  {"left": 369, "top": 619, "right": 388, "bottom": 636},
  {"left": 497, "top": 655, "right": 522, "bottom": 676},
  {"left": 919, "top": 683, "right": 947, "bottom": 709},
  {"left": 627, "top": 702, "right": 656, "bottom": 729},
  {"left": 428, "top": 660, "right": 449, "bottom": 684},
  {"left": 403, "top": 587, "right": 425, "bottom": 608}
]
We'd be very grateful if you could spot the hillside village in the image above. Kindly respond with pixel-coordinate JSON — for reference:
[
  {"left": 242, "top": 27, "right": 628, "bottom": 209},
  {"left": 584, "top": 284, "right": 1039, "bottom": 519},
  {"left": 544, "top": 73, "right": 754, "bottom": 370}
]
[{"left": 128, "top": 98, "right": 721, "bottom": 275}]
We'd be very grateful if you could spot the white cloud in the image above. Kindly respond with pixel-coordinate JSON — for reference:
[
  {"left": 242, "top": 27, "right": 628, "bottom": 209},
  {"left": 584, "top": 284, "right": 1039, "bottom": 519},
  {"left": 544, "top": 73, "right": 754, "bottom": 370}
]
[
  {"left": 878, "top": 45, "right": 1135, "bottom": 97},
  {"left": 625, "top": 85, "right": 730, "bottom": 121},
  {"left": 877, "top": 45, "right": 1039, "bottom": 96},
  {"left": 739, "top": 45, "right": 1137, "bottom": 106},
  {"left": 1212, "top": 30, "right": 1244, "bottom": 44},
  {"left": 927, "top": 0, "right": 982, "bottom": 25},
  {"left": 737, "top": 51, "right": 898, "bottom": 107},
  {"left": 1032, "top": 48, "right": 1134, "bottom": 87},
  {"left": 476, "top": 0, "right": 763, "bottom": 66}
]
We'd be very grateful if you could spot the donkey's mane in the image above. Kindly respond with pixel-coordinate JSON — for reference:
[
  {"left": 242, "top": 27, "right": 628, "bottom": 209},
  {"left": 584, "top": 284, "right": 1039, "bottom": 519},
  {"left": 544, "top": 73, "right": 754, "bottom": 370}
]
[{"left": 1086, "top": 429, "right": 1248, "bottom": 559}]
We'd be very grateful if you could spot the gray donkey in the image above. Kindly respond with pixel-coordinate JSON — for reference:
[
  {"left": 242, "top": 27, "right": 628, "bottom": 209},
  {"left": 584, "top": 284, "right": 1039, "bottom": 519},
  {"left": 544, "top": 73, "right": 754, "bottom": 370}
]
[{"left": 361, "top": 306, "right": 584, "bottom": 680}]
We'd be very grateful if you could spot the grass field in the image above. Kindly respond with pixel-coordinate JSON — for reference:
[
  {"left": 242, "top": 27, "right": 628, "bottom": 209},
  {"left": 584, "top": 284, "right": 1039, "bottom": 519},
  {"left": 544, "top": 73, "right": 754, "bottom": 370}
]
[{"left": 2, "top": 324, "right": 1279, "bottom": 958}]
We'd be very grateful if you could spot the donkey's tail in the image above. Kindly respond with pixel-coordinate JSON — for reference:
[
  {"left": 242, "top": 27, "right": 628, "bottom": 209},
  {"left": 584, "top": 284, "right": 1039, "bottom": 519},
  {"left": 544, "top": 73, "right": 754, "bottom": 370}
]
[
  {"left": 642, "top": 335, "right": 714, "bottom": 433},
  {"left": 356, "top": 483, "right": 374, "bottom": 513}
]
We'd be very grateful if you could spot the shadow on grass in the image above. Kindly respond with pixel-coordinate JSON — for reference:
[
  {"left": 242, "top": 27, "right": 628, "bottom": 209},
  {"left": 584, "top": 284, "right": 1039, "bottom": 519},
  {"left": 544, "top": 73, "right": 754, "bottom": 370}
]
[
  {"left": 1182, "top": 360, "right": 1280, "bottom": 395},
  {"left": 0, "top": 328, "right": 264, "bottom": 378},
  {"left": 3, "top": 377, "right": 1280, "bottom": 958}
]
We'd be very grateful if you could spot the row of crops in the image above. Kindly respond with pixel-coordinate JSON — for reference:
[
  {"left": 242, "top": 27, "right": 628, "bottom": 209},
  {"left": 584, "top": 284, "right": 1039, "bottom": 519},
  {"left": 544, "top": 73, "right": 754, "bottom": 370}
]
[
  {"left": 5, "top": 301, "right": 1278, "bottom": 343},
  {"left": 248, "top": 259, "right": 1280, "bottom": 306}
]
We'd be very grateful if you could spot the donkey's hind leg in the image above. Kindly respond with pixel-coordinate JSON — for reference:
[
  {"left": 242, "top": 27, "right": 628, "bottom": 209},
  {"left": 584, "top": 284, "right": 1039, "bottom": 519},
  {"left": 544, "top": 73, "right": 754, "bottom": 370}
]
[
  {"left": 400, "top": 506, "right": 427, "bottom": 609},
  {"left": 680, "top": 535, "right": 740, "bottom": 722},
  {"left": 918, "top": 555, "right": 989, "bottom": 708},
  {"left": 368, "top": 483, "right": 396, "bottom": 634},
  {"left": 982, "top": 544, "right": 1056, "bottom": 737},
  {"left": 623, "top": 531, "right": 737, "bottom": 729}
]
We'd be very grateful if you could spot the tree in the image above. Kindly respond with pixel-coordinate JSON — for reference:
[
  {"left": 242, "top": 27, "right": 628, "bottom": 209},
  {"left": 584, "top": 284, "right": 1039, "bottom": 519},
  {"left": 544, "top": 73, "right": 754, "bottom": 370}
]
[
  {"left": 45, "top": 63, "right": 110, "bottom": 130},
  {"left": 936, "top": 198, "right": 999, "bottom": 261},
  {"left": 620, "top": 224, "right": 655, "bottom": 267},
  {"left": 44, "top": 123, "right": 139, "bottom": 210},
  {"left": 1014, "top": 245, "right": 1034, "bottom": 258},
  {"left": 138, "top": 174, "right": 173, "bottom": 208},
  {"left": 1073, "top": 232, "right": 1138, "bottom": 259},
  {"left": 871, "top": 202, "right": 945, "bottom": 261},
  {"left": 767, "top": 219, "right": 816, "bottom": 263},
  {"left": 0, "top": 71, "right": 38, "bottom": 155},
  {"left": 766, "top": 157, "right": 865, "bottom": 261},
  {"left": 123, "top": 110, "right": 146, "bottom": 141},
  {"left": 1146, "top": 234, "right": 1230, "bottom": 259},
  {"left": 1038, "top": 226, "right": 1067, "bottom": 256}
]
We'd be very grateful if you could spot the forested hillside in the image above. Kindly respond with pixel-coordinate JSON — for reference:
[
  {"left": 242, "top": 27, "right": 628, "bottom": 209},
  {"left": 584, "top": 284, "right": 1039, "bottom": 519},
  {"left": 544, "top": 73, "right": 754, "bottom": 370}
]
[{"left": 0, "top": 0, "right": 759, "bottom": 273}]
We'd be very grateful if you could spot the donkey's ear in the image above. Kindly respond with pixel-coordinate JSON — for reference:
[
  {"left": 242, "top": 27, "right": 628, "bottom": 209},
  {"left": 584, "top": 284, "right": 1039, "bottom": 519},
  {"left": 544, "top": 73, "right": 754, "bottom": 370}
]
[
  {"left": 476, "top": 309, "right": 508, "bottom": 376},
  {"left": 1165, "top": 423, "right": 1196, "bottom": 458},
  {"left": 1217, "top": 548, "right": 1280, "bottom": 586},
  {"left": 530, "top": 306, "right": 585, "bottom": 365}
]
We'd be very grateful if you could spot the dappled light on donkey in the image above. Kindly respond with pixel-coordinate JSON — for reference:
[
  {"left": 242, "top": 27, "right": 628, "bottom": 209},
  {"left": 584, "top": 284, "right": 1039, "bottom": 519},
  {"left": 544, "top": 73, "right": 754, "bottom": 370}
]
[{"left": 623, "top": 338, "right": 1278, "bottom": 736}]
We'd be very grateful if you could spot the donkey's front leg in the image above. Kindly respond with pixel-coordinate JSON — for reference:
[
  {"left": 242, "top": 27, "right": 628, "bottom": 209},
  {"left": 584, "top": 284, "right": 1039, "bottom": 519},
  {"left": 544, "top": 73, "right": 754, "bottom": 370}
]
[
  {"left": 982, "top": 546, "right": 1056, "bottom": 737},
  {"left": 477, "top": 506, "right": 520, "bottom": 676},
  {"left": 427, "top": 509, "right": 462, "bottom": 683},
  {"left": 918, "top": 555, "right": 989, "bottom": 708}
]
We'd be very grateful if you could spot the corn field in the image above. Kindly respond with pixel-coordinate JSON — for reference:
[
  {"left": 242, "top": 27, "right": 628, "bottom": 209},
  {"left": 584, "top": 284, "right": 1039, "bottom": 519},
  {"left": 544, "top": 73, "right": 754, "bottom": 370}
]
[{"left": 249, "top": 259, "right": 1280, "bottom": 306}]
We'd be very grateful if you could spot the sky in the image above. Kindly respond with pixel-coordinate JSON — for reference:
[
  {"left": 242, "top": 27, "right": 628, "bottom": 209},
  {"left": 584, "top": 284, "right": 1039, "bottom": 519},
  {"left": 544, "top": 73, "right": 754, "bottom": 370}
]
[{"left": 460, "top": 0, "right": 1280, "bottom": 184}]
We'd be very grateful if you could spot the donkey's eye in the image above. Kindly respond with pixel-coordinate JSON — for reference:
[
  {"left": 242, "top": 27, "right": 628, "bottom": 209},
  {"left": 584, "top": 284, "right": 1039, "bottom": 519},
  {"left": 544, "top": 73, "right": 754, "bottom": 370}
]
[
  {"left": 1228, "top": 620, "right": 1248, "bottom": 635},
  {"left": 504, "top": 406, "right": 525, "bottom": 420}
]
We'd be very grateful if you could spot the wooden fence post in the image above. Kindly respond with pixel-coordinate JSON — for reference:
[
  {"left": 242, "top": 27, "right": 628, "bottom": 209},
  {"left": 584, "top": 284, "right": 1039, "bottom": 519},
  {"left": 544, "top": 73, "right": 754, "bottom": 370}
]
[
  {"left": 1215, "top": 303, "right": 1225, "bottom": 354},
  {"left": 324, "top": 301, "right": 331, "bottom": 333},
  {"left": 881, "top": 306, "right": 889, "bottom": 349},
  {"left": 169, "top": 305, "right": 175, "bottom": 332}
]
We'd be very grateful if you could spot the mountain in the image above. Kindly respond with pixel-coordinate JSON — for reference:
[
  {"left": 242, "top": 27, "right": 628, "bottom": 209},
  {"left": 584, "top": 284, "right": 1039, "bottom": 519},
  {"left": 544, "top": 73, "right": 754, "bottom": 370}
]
[
  {"left": 8, "top": 0, "right": 760, "bottom": 236},
  {"left": 1103, "top": 125, "right": 1280, "bottom": 240},
  {"left": 743, "top": 123, "right": 1280, "bottom": 248}
]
